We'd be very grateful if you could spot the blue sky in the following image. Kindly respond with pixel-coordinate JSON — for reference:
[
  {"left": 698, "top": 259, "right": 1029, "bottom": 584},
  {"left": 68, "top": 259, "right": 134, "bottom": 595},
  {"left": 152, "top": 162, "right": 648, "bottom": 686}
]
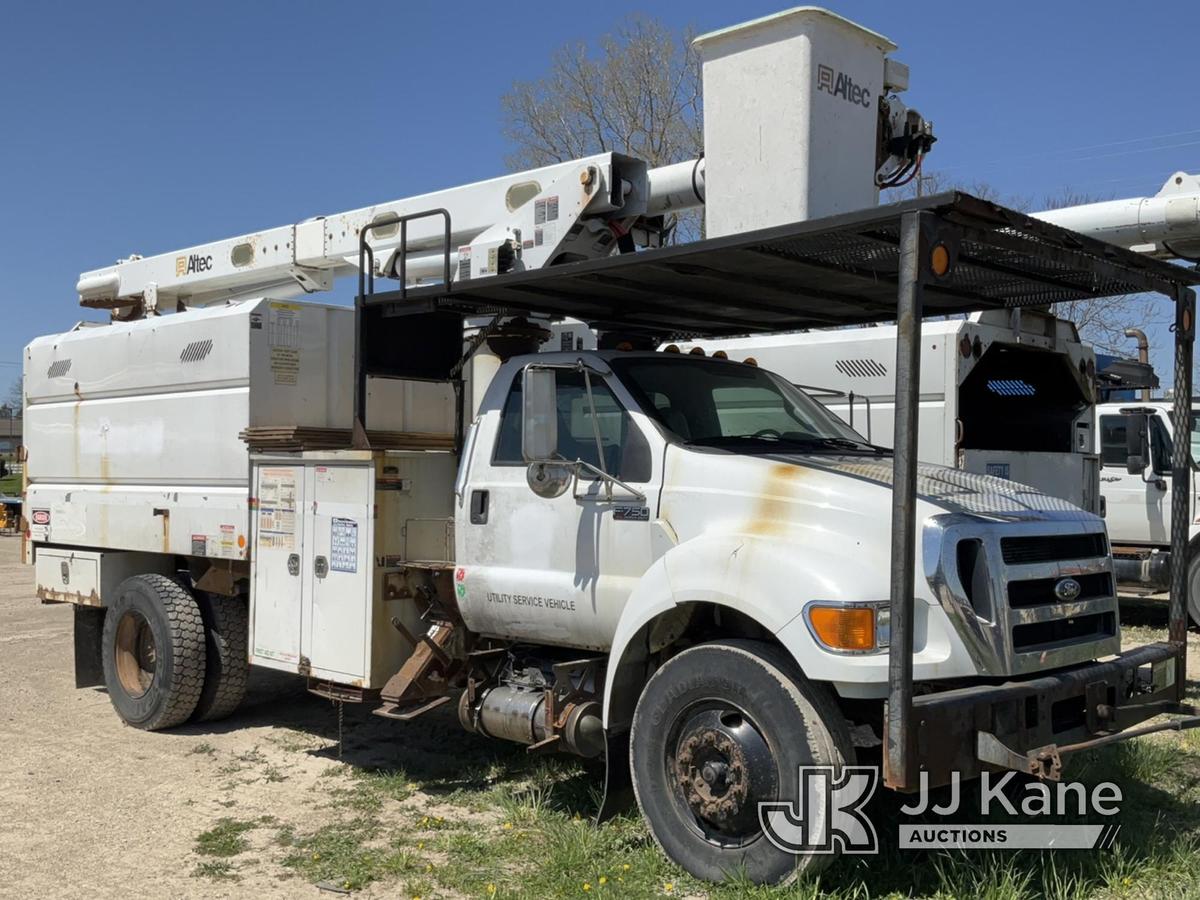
[{"left": 2, "top": 1, "right": 1198, "bottom": 391}]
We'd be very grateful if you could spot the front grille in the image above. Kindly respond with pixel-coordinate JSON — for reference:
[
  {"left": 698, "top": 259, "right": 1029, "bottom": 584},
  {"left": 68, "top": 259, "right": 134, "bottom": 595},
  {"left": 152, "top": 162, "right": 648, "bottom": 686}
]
[
  {"left": 1013, "top": 612, "right": 1116, "bottom": 652},
  {"left": 1007, "top": 572, "right": 1113, "bottom": 609},
  {"left": 934, "top": 517, "right": 1120, "bottom": 677},
  {"left": 1001, "top": 533, "right": 1108, "bottom": 565}
]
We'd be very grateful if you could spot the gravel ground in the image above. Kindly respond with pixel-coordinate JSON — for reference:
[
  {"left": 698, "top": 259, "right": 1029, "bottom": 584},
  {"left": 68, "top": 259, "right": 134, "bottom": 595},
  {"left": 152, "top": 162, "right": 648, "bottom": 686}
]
[{"left": 0, "top": 535, "right": 482, "bottom": 899}]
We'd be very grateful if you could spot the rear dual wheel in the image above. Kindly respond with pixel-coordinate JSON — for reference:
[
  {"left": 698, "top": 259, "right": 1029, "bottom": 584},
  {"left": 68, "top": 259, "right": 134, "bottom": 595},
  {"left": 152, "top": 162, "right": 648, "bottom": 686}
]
[
  {"left": 102, "top": 574, "right": 206, "bottom": 730},
  {"left": 101, "top": 575, "right": 248, "bottom": 729}
]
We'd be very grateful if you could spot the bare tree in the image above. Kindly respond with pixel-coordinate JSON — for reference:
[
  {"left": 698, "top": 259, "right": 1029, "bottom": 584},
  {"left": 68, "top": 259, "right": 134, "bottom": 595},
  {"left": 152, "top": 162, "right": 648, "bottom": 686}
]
[
  {"left": 500, "top": 16, "right": 702, "bottom": 239},
  {"left": 6, "top": 378, "right": 20, "bottom": 411},
  {"left": 1039, "top": 189, "right": 1161, "bottom": 356}
]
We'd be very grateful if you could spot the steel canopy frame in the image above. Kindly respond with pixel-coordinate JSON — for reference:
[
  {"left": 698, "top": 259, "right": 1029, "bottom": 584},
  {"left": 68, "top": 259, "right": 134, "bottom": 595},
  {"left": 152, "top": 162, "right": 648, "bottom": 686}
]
[{"left": 353, "top": 191, "right": 1200, "bottom": 789}]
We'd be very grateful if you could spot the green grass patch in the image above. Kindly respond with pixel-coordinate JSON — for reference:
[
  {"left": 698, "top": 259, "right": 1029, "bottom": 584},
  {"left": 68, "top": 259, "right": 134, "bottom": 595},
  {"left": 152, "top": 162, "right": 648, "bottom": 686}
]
[
  {"left": 195, "top": 818, "right": 259, "bottom": 858},
  {"left": 192, "top": 860, "right": 239, "bottom": 881},
  {"left": 280, "top": 817, "right": 420, "bottom": 891}
]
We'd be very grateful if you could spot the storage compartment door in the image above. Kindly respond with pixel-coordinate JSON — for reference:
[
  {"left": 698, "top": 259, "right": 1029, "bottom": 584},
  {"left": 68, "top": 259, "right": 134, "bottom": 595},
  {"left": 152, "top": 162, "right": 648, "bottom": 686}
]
[
  {"left": 251, "top": 465, "right": 305, "bottom": 667},
  {"left": 303, "top": 465, "right": 372, "bottom": 680}
]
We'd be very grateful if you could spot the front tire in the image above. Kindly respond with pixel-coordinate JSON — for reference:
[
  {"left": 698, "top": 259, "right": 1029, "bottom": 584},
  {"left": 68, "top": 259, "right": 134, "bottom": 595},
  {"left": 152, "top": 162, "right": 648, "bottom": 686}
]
[
  {"left": 101, "top": 574, "right": 206, "bottom": 730},
  {"left": 630, "top": 640, "right": 854, "bottom": 885}
]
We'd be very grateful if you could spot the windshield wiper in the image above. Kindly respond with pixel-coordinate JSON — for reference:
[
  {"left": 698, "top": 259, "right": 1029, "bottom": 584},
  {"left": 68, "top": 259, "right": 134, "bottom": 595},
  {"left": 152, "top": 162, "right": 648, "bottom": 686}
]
[{"left": 797, "top": 436, "right": 888, "bottom": 454}]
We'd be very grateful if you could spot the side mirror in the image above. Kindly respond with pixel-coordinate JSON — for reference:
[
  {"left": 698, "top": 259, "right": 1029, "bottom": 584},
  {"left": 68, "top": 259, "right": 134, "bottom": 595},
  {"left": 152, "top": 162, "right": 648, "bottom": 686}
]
[
  {"left": 1124, "top": 413, "right": 1150, "bottom": 476},
  {"left": 521, "top": 366, "right": 559, "bottom": 463}
]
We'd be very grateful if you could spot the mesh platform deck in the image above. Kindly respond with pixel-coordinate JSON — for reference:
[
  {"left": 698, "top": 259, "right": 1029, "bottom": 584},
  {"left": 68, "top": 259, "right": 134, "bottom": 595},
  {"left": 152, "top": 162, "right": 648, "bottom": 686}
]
[{"left": 362, "top": 192, "right": 1200, "bottom": 339}]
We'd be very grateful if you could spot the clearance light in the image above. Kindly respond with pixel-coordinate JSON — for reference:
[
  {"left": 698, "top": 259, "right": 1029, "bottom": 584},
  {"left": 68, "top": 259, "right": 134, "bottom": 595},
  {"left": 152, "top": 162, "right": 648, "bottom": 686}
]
[
  {"left": 806, "top": 604, "right": 889, "bottom": 652},
  {"left": 930, "top": 243, "right": 951, "bottom": 277}
]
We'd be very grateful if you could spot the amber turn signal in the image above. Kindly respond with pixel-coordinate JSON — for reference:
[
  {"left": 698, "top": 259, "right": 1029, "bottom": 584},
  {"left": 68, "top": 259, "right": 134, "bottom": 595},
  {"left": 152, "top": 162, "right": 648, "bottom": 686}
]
[{"left": 808, "top": 606, "right": 876, "bottom": 651}]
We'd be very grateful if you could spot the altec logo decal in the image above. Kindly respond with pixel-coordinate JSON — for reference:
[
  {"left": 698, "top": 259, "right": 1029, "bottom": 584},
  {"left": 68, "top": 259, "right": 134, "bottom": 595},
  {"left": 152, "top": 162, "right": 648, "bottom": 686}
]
[
  {"left": 816, "top": 64, "right": 871, "bottom": 108},
  {"left": 176, "top": 253, "right": 214, "bottom": 277}
]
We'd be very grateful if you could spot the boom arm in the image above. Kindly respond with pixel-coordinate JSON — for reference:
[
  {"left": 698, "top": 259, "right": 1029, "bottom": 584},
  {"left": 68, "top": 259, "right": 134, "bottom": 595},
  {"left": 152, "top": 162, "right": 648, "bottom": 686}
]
[
  {"left": 1033, "top": 171, "right": 1200, "bottom": 262},
  {"left": 77, "top": 153, "right": 707, "bottom": 314}
]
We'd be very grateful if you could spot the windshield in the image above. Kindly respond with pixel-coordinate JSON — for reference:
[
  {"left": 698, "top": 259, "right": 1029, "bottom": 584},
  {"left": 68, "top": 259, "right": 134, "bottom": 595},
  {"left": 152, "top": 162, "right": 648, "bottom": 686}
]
[{"left": 611, "top": 356, "right": 879, "bottom": 453}]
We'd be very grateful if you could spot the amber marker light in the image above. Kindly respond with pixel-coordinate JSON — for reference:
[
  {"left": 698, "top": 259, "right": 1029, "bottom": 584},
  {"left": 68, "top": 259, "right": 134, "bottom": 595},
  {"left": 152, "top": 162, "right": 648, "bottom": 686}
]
[
  {"left": 930, "top": 243, "right": 951, "bottom": 277},
  {"left": 807, "top": 605, "right": 877, "bottom": 652}
]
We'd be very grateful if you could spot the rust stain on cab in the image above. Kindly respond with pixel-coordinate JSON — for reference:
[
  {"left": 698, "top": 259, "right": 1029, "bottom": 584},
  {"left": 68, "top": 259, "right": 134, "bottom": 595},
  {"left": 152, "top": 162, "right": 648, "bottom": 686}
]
[{"left": 746, "top": 462, "right": 806, "bottom": 536}]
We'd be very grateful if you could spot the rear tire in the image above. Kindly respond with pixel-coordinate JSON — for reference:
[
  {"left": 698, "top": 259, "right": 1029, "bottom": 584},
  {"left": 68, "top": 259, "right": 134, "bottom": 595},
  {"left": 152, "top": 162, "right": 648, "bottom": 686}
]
[
  {"left": 630, "top": 639, "right": 854, "bottom": 885},
  {"left": 192, "top": 592, "right": 249, "bottom": 722},
  {"left": 101, "top": 574, "right": 206, "bottom": 730}
]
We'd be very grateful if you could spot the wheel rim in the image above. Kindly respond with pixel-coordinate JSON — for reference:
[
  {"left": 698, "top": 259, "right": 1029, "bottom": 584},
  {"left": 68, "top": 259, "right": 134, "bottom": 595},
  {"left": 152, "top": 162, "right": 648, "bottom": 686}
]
[
  {"left": 665, "top": 700, "right": 779, "bottom": 848},
  {"left": 114, "top": 610, "right": 157, "bottom": 698}
]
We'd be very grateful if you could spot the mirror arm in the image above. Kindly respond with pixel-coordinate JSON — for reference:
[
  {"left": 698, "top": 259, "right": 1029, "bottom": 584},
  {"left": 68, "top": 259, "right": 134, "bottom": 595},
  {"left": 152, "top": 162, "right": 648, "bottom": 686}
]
[
  {"left": 580, "top": 368, "right": 612, "bottom": 500},
  {"left": 572, "top": 459, "right": 646, "bottom": 502}
]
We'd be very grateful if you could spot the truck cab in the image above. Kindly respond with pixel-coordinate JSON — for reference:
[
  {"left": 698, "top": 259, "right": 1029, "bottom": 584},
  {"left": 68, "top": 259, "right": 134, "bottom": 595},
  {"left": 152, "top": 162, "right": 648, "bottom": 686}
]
[
  {"left": 456, "top": 349, "right": 1121, "bottom": 706},
  {"left": 1096, "top": 400, "right": 1200, "bottom": 618}
]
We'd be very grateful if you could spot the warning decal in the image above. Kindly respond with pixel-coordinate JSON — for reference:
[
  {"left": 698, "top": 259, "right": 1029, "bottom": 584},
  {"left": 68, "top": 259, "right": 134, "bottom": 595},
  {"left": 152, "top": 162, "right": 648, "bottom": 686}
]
[
  {"left": 268, "top": 303, "right": 301, "bottom": 385},
  {"left": 258, "top": 468, "right": 297, "bottom": 550},
  {"left": 330, "top": 517, "right": 358, "bottom": 573}
]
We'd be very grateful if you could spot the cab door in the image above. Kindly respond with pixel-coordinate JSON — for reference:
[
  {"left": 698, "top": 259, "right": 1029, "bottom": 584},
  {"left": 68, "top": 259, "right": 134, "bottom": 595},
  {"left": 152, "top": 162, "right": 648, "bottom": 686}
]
[
  {"left": 1098, "top": 412, "right": 1170, "bottom": 544},
  {"left": 456, "top": 367, "right": 665, "bottom": 650}
]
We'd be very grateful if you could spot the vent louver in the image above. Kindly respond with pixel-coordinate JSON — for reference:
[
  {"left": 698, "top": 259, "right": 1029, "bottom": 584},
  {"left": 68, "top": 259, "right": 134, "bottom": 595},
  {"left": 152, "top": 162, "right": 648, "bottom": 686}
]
[
  {"left": 834, "top": 358, "right": 887, "bottom": 378},
  {"left": 47, "top": 359, "right": 72, "bottom": 378},
  {"left": 180, "top": 339, "right": 214, "bottom": 363}
]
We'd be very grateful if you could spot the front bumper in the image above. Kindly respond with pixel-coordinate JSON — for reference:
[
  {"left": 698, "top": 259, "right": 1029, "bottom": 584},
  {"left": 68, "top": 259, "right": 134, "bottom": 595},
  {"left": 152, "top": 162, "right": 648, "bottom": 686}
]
[{"left": 885, "top": 641, "right": 1195, "bottom": 790}]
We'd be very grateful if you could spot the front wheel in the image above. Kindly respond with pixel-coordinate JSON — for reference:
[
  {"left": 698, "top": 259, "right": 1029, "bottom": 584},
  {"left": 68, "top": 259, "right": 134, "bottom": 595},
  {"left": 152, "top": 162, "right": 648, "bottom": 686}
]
[
  {"left": 101, "top": 574, "right": 206, "bottom": 730},
  {"left": 630, "top": 640, "right": 854, "bottom": 885}
]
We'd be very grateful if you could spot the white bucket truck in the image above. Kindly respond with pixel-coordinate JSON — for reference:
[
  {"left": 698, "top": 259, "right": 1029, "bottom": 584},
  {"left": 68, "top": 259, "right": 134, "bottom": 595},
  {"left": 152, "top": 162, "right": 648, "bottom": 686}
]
[
  {"left": 679, "top": 310, "right": 1101, "bottom": 512},
  {"left": 20, "top": 7, "right": 1200, "bottom": 884}
]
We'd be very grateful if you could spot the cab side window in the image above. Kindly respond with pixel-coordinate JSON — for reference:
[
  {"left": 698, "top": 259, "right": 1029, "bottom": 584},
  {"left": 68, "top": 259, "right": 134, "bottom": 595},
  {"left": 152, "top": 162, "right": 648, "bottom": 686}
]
[
  {"left": 1099, "top": 416, "right": 1127, "bottom": 467},
  {"left": 493, "top": 370, "right": 651, "bottom": 482},
  {"left": 1100, "top": 414, "right": 1172, "bottom": 475}
]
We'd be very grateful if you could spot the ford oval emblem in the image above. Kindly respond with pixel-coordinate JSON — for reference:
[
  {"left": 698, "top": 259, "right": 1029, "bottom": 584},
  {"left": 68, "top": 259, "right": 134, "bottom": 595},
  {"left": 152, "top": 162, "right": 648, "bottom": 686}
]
[{"left": 1054, "top": 577, "right": 1082, "bottom": 602}]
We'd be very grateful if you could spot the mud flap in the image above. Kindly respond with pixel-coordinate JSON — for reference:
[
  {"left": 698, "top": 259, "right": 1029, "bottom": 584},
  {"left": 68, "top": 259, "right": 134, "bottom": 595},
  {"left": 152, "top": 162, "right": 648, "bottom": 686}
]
[
  {"left": 74, "top": 605, "right": 106, "bottom": 688},
  {"left": 596, "top": 728, "right": 635, "bottom": 823}
]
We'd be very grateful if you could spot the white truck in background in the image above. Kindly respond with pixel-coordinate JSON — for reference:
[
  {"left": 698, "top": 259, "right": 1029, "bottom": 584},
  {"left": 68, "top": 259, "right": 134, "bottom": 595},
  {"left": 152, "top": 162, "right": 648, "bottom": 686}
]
[
  {"left": 680, "top": 310, "right": 1101, "bottom": 512},
  {"left": 18, "top": 6, "right": 1200, "bottom": 885},
  {"left": 1095, "top": 399, "right": 1200, "bottom": 620}
]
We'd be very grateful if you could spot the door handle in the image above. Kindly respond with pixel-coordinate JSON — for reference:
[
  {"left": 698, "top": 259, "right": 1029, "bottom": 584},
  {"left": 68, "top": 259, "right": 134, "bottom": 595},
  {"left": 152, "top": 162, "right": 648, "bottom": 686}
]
[
  {"left": 470, "top": 489, "right": 489, "bottom": 525},
  {"left": 287, "top": 553, "right": 300, "bottom": 576},
  {"left": 314, "top": 555, "right": 329, "bottom": 578}
]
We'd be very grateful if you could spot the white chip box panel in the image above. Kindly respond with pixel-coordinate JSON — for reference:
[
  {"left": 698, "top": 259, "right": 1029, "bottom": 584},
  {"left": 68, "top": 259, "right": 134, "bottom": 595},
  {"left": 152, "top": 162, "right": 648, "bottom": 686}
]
[{"left": 23, "top": 298, "right": 456, "bottom": 562}]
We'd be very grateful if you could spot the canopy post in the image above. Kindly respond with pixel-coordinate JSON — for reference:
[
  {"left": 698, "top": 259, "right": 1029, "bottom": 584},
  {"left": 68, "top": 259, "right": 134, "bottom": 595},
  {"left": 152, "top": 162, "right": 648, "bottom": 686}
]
[
  {"left": 885, "top": 210, "right": 932, "bottom": 789},
  {"left": 1169, "top": 286, "right": 1195, "bottom": 694}
]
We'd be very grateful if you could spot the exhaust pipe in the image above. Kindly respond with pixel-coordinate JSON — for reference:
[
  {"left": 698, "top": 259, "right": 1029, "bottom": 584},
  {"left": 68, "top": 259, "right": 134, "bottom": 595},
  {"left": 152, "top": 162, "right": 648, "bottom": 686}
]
[
  {"left": 1113, "top": 549, "right": 1170, "bottom": 591},
  {"left": 1124, "top": 328, "right": 1151, "bottom": 401},
  {"left": 458, "top": 684, "right": 605, "bottom": 759}
]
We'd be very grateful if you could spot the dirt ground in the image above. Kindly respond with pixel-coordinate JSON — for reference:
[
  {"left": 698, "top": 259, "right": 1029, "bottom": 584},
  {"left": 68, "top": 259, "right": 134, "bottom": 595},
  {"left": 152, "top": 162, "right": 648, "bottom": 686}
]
[
  {"left": 0, "top": 535, "right": 501, "bottom": 899},
  {"left": 2, "top": 533, "right": 1198, "bottom": 899}
]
